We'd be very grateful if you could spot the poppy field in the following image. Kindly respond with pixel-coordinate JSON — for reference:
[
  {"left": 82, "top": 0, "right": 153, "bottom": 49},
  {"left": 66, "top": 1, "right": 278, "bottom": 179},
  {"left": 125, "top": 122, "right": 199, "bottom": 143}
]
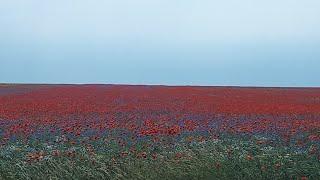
[{"left": 0, "top": 84, "right": 319, "bottom": 179}]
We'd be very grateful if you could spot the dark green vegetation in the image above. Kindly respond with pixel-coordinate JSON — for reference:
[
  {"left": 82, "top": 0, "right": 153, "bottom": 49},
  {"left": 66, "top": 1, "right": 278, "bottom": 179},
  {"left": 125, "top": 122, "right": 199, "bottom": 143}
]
[{"left": 1, "top": 134, "right": 319, "bottom": 180}]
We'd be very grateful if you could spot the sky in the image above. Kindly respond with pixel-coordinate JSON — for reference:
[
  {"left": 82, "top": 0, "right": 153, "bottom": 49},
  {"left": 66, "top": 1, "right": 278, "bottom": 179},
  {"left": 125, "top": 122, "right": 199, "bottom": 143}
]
[{"left": 0, "top": 0, "right": 320, "bottom": 87}]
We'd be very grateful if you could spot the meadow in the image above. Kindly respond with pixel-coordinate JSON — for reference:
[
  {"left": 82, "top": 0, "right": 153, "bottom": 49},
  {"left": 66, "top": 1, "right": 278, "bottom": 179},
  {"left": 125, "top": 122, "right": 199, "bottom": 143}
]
[{"left": 0, "top": 85, "right": 319, "bottom": 179}]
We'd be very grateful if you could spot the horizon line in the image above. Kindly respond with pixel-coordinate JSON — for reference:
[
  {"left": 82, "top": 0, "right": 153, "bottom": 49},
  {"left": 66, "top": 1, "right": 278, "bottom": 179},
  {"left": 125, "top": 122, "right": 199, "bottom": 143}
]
[{"left": 1, "top": 83, "right": 319, "bottom": 89}]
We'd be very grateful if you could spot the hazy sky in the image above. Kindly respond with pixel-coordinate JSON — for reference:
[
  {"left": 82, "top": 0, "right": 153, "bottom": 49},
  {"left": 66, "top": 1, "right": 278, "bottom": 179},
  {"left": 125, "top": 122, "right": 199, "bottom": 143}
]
[{"left": 1, "top": 0, "right": 320, "bottom": 86}]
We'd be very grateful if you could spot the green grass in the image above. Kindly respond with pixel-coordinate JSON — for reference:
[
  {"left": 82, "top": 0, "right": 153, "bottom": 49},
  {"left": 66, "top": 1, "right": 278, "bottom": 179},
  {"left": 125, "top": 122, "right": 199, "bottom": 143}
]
[{"left": 1, "top": 135, "right": 319, "bottom": 180}]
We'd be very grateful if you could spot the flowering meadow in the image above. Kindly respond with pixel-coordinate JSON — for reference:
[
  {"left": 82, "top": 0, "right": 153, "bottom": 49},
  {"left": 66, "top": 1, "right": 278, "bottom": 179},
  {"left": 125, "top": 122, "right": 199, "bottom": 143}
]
[{"left": 0, "top": 84, "right": 319, "bottom": 179}]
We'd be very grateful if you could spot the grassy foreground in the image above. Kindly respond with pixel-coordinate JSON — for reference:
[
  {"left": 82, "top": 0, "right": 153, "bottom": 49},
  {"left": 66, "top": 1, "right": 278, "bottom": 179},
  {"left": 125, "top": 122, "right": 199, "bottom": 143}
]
[{"left": 1, "top": 134, "right": 319, "bottom": 180}]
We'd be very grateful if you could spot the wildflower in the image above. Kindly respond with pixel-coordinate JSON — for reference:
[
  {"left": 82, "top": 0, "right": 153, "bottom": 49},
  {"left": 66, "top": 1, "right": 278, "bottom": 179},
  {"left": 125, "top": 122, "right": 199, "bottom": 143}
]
[
  {"left": 151, "top": 153, "right": 157, "bottom": 160},
  {"left": 275, "top": 163, "right": 281, "bottom": 169},
  {"left": 186, "top": 136, "right": 194, "bottom": 142},
  {"left": 308, "top": 145, "right": 317, "bottom": 155},
  {"left": 174, "top": 152, "right": 184, "bottom": 159},
  {"left": 167, "top": 125, "right": 181, "bottom": 135},
  {"left": 65, "top": 150, "right": 76, "bottom": 158},
  {"left": 141, "top": 152, "right": 147, "bottom": 158},
  {"left": 260, "top": 165, "right": 266, "bottom": 172},
  {"left": 226, "top": 148, "right": 233, "bottom": 157},
  {"left": 246, "top": 155, "right": 254, "bottom": 161},
  {"left": 120, "top": 151, "right": 128, "bottom": 158},
  {"left": 26, "top": 151, "right": 45, "bottom": 162},
  {"left": 137, "top": 152, "right": 147, "bottom": 159},
  {"left": 308, "top": 135, "right": 319, "bottom": 141},
  {"left": 215, "top": 162, "right": 221, "bottom": 170},
  {"left": 256, "top": 140, "right": 266, "bottom": 145}
]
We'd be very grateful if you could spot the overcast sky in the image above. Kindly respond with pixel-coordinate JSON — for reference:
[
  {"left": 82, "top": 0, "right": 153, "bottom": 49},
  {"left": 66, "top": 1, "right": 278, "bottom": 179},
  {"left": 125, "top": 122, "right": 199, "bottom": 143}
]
[{"left": 1, "top": 0, "right": 320, "bottom": 86}]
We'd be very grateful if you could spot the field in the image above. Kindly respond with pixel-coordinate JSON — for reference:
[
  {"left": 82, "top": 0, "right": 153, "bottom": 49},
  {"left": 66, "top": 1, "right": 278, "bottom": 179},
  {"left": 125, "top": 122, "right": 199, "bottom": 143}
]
[{"left": 0, "top": 84, "right": 319, "bottom": 180}]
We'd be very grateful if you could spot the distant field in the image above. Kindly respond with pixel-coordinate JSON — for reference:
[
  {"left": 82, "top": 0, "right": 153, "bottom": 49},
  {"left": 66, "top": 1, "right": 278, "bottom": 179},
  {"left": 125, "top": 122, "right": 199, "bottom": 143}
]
[
  {"left": 0, "top": 84, "right": 319, "bottom": 179},
  {"left": 0, "top": 84, "right": 16, "bottom": 87}
]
